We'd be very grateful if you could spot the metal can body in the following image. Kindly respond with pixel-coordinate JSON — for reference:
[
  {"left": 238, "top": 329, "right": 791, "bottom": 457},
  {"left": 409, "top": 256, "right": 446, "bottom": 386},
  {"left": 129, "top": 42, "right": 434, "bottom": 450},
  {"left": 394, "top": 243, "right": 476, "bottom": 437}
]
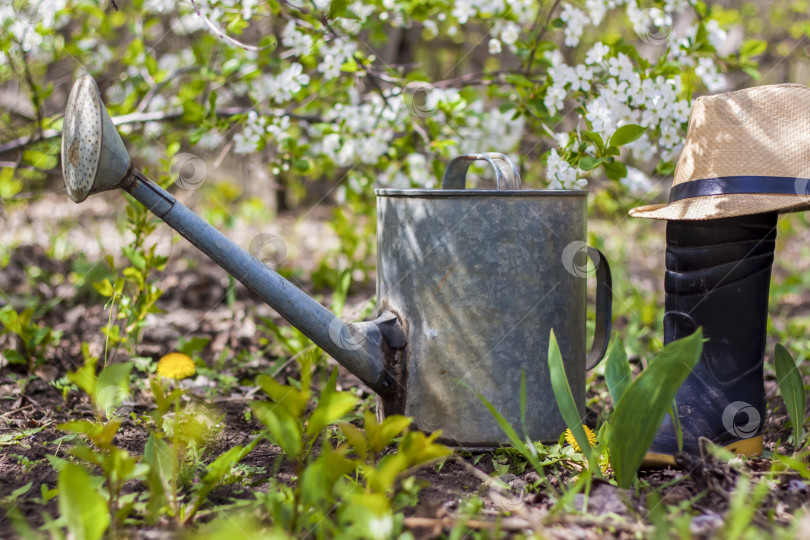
[{"left": 376, "top": 189, "right": 588, "bottom": 446}]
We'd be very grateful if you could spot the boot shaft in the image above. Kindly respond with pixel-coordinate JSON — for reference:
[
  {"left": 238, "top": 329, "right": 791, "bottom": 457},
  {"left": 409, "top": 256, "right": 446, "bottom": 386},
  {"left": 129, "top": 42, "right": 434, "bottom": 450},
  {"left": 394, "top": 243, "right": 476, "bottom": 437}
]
[{"left": 664, "top": 213, "right": 777, "bottom": 387}]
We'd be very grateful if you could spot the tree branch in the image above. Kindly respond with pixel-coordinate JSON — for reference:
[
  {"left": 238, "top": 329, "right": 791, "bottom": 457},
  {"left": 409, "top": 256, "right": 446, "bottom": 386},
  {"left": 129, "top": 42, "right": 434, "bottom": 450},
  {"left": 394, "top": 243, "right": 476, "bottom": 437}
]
[
  {"left": 524, "top": 0, "right": 562, "bottom": 75},
  {"left": 188, "top": 0, "right": 269, "bottom": 51},
  {"left": 0, "top": 108, "right": 323, "bottom": 155}
]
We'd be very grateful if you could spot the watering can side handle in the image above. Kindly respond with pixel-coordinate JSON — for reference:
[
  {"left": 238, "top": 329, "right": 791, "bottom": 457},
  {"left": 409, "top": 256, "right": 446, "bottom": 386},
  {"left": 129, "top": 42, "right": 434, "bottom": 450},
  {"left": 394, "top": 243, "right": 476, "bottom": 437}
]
[
  {"left": 441, "top": 153, "right": 522, "bottom": 190},
  {"left": 585, "top": 247, "right": 612, "bottom": 370}
]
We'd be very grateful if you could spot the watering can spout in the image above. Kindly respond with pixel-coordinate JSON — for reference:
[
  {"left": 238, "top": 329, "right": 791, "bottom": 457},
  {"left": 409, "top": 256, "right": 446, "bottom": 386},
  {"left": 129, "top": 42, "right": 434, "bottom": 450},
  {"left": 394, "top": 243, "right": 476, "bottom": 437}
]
[{"left": 61, "top": 75, "right": 405, "bottom": 401}]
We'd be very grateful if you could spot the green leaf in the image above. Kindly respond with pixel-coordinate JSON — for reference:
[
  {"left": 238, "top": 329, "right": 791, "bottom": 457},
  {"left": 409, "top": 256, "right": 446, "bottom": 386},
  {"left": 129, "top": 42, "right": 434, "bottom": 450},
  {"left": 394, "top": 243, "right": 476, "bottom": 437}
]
[
  {"left": 94, "top": 362, "right": 133, "bottom": 418},
  {"left": 504, "top": 73, "right": 533, "bottom": 87},
  {"left": 22, "top": 150, "right": 58, "bottom": 170},
  {"left": 57, "top": 420, "right": 99, "bottom": 435},
  {"left": 186, "top": 437, "right": 260, "bottom": 522},
  {"left": 143, "top": 434, "right": 173, "bottom": 520},
  {"left": 121, "top": 246, "right": 146, "bottom": 271},
  {"left": 606, "top": 330, "right": 703, "bottom": 487},
  {"left": 655, "top": 160, "right": 676, "bottom": 176},
  {"left": 2, "top": 482, "right": 32, "bottom": 504},
  {"left": 776, "top": 453, "right": 810, "bottom": 480},
  {"left": 548, "top": 330, "right": 598, "bottom": 470},
  {"left": 0, "top": 306, "right": 20, "bottom": 333},
  {"left": 397, "top": 430, "right": 452, "bottom": 468},
  {"left": 741, "top": 65, "right": 762, "bottom": 81},
  {"left": 306, "top": 368, "right": 359, "bottom": 437},
  {"left": 603, "top": 159, "right": 627, "bottom": 181},
  {"left": 203, "top": 437, "right": 259, "bottom": 484},
  {"left": 251, "top": 400, "right": 303, "bottom": 457},
  {"left": 579, "top": 155, "right": 604, "bottom": 171},
  {"left": 366, "top": 412, "right": 411, "bottom": 454},
  {"left": 329, "top": 0, "right": 349, "bottom": 18},
  {"left": 3, "top": 349, "right": 25, "bottom": 365},
  {"left": 605, "top": 338, "right": 632, "bottom": 407},
  {"left": 774, "top": 344, "right": 806, "bottom": 447},
  {"left": 256, "top": 374, "right": 308, "bottom": 418},
  {"left": 365, "top": 453, "right": 408, "bottom": 493},
  {"left": 740, "top": 39, "right": 767, "bottom": 58},
  {"left": 580, "top": 131, "right": 604, "bottom": 153},
  {"left": 58, "top": 463, "right": 110, "bottom": 540},
  {"left": 608, "top": 124, "right": 645, "bottom": 147},
  {"left": 340, "top": 422, "right": 368, "bottom": 460},
  {"left": 92, "top": 279, "right": 115, "bottom": 297}
]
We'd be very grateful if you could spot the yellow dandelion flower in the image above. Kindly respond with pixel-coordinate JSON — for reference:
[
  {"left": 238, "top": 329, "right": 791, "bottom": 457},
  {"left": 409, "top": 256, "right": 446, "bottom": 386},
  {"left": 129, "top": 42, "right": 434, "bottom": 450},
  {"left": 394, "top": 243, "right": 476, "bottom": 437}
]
[
  {"left": 564, "top": 425, "right": 597, "bottom": 453},
  {"left": 157, "top": 352, "right": 196, "bottom": 379}
]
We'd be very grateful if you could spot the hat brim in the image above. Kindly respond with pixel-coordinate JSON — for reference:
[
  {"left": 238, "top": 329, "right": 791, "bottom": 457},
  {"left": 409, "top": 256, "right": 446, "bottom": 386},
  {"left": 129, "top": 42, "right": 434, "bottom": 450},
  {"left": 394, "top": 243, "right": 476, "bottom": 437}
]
[{"left": 629, "top": 193, "right": 810, "bottom": 220}]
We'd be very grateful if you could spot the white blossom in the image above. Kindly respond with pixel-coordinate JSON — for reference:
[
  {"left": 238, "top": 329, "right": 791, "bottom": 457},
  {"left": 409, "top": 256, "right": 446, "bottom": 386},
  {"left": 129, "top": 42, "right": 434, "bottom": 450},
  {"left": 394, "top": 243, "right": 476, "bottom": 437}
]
[
  {"left": 233, "top": 111, "right": 266, "bottom": 154},
  {"left": 585, "top": 0, "right": 608, "bottom": 25},
  {"left": 560, "top": 3, "right": 589, "bottom": 48},
  {"left": 695, "top": 57, "right": 727, "bottom": 92},
  {"left": 585, "top": 42, "right": 610, "bottom": 65},
  {"left": 241, "top": 0, "right": 258, "bottom": 20},
  {"left": 499, "top": 22, "right": 520, "bottom": 46},
  {"left": 282, "top": 20, "right": 314, "bottom": 57},
  {"left": 452, "top": 0, "right": 475, "bottom": 23},
  {"left": 622, "top": 166, "right": 654, "bottom": 195},
  {"left": 546, "top": 148, "right": 586, "bottom": 189},
  {"left": 607, "top": 53, "right": 634, "bottom": 82},
  {"left": 488, "top": 38, "right": 502, "bottom": 54},
  {"left": 659, "top": 125, "right": 680, "bottom": 148},
  {"left": 318, "top": 38, "right": 357, "bottom": 80}
]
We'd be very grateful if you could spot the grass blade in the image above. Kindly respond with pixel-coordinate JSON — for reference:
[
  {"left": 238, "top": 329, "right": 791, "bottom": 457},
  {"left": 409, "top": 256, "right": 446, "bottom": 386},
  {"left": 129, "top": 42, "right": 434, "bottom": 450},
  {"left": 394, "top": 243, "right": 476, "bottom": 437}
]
[
  {"left": 474, "top": 386, "right": 544, "bottom": 474},
  {"left": 520, "top": 370, "right": 528, "bottom": 440},
  {"left": 547, "top": 329, "right": 599, "bottom": 473},
  {"left": 606, "top": 329, "right": 703, "bottom": 487},
  {"left": 604, "top": 338, "right": 631, "bottom": 407},
  {"left": 774, "top": 344, "right": 807, "bottom": 448}
]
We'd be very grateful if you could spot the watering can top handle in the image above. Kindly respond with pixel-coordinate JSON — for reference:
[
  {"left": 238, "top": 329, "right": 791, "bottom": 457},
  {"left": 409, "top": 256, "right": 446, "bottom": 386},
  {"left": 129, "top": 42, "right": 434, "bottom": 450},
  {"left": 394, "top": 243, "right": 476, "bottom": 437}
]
[{"left": 441, "top": 153, "right": 522, "bottom": 190}]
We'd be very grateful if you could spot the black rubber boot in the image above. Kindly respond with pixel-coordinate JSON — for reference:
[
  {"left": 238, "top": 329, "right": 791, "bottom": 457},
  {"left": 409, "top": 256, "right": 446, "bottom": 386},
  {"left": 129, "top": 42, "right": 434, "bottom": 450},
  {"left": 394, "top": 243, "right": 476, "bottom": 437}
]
[{"left": 643, "top": 213, "right": 778, "bottom": 467}]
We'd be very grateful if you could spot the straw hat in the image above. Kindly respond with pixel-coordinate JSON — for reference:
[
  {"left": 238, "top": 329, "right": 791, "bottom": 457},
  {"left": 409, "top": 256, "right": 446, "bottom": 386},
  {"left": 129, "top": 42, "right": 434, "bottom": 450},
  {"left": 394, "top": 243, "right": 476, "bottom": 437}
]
[{"left": 630, "top": 84, "right": 810, "bottom": 220}]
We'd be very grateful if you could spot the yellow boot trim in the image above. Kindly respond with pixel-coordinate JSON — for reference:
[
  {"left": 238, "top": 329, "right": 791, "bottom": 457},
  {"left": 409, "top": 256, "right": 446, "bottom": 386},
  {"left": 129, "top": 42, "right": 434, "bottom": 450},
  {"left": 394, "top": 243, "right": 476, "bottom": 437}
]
[{"left": 640, "top": 435, "right": 764, "bottom": 469}]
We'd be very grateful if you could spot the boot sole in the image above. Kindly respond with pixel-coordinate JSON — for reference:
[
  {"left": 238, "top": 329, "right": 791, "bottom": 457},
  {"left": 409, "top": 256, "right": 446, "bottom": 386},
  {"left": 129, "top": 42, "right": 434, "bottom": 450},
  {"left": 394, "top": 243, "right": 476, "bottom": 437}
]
[{"left": 640, "top": 435, "right": 763, "bottom": 468}]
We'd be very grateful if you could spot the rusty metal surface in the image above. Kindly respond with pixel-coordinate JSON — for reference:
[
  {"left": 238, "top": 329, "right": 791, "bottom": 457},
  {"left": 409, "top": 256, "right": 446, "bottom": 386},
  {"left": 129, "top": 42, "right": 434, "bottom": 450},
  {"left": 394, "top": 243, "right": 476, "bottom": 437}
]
[{"left": 376, "top": 188, "right": 591, "bottom": 446}]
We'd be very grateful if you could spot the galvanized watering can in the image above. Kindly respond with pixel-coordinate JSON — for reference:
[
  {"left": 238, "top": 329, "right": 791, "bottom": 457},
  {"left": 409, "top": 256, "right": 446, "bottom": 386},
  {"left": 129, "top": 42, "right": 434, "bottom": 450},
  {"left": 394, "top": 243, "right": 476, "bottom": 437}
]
[{"left": 61, "top": 75, "right": 612, "bottom": 447}]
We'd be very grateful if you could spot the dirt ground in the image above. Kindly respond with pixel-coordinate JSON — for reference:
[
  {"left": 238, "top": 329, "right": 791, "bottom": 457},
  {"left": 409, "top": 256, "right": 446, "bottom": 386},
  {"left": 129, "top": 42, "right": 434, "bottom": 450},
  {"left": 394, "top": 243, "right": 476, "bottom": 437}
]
[{"left": 1, "top": 192, "right": 809, "bottom": 538}]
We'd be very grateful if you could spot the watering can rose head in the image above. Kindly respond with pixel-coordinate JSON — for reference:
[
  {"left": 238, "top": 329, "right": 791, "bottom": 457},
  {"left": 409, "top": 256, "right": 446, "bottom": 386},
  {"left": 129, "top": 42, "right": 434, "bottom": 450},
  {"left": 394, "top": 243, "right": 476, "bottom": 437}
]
[{"left": 62, "top": 75, "right": 132, "bottom": 203}]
